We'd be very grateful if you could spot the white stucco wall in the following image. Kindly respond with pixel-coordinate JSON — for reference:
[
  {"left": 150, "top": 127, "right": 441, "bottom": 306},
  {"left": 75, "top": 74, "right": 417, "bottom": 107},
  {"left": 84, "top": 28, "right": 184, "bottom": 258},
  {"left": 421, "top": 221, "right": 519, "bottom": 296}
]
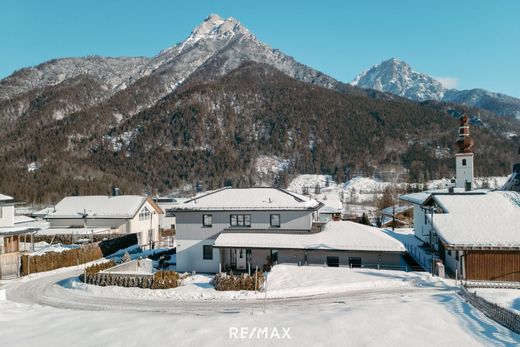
[
  {"left": 46, "top": 200, "right": 161, "bottom": 247},
  {"left": 0, "top": 205, "right": 15, "bottom": 227},
  {"left": 176, "top": 239, "right": 220, "bottom": 273},
  {"left": 175, "top": 209, "right": 314, "bottom": 272}
]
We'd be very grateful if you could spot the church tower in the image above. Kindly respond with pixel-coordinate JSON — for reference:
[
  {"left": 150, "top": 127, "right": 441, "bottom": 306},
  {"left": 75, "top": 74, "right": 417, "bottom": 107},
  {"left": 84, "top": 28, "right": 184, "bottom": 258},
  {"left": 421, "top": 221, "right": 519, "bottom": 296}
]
[{"left": 455, "top": 114, "right": 474, "bottom": 190}]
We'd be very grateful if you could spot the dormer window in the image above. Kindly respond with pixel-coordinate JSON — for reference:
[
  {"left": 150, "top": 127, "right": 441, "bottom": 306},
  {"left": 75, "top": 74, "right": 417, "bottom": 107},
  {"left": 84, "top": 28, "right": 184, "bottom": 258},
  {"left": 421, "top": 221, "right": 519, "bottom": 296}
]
[{"left": 139, "top": 207, "right": 152, "bottom": 221}]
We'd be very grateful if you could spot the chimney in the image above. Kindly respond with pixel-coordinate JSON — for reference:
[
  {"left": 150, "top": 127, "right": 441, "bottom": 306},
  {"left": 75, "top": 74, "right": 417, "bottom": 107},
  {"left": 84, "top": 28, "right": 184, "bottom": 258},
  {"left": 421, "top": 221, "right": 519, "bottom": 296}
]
[
  {"left": 112, "top": 187, "right": 121, "bottom": 196},
  {"left": 454, "top": 114, "right": 474, "bottom": 190}
]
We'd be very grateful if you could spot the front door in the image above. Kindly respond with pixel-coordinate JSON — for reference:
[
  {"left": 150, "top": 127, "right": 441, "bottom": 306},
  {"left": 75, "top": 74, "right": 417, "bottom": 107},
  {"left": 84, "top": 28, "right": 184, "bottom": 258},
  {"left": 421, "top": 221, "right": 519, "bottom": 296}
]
[{"left": 236, "top": 248, "right": 247, "bottom": 270}]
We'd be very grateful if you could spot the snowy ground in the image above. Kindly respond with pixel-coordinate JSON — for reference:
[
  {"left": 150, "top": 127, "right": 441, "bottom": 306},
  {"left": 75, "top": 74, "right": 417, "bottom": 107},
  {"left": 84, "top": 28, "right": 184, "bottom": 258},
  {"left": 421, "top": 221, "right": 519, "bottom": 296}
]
[
  {"left": 2, "top": 262, "right": 520, "bottom": 346},
  {"left": 286, "top": 174, "right": 510, "bottom": 221},
  {"left": 19, "top": 241, "right": 80, "bottom": 255},
  {"left": 476, "top": 288, "right": 520, "bottom": 314},
  {"left": 55, "top": 264, "right": 438, "bottom": 302}
]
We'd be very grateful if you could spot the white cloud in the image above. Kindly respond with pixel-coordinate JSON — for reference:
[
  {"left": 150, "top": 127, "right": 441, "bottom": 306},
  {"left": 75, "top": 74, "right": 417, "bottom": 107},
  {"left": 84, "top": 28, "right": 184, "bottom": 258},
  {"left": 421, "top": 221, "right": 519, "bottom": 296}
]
[{"left": 434, "top": 76, "right": 459, "bottom": 89}]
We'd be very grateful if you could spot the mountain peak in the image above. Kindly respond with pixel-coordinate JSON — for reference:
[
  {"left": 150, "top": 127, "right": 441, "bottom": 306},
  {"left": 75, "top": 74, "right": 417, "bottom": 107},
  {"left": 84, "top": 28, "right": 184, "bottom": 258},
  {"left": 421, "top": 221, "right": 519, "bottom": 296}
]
[
  {"left": 188, "top": 14, "right": 249, "bottom": 42},
  {"left": 351, "top": 58, "right": 445, "bottom": 101}
]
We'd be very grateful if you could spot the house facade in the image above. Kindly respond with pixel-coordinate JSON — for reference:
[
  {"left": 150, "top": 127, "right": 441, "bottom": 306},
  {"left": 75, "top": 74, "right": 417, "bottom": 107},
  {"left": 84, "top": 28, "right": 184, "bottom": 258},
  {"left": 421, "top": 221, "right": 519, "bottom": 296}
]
[
  {"left": 174, "top": 187, "right": 405, "bottom": 273},
  {"left": 1, "top": 194, "right": 40, "bottom": 279},
  {"left": 400, "top": 115, "right": 520, "bottom": 281},
  {"left": 45, "top": 195, "right": 163, "bottom": 248}
]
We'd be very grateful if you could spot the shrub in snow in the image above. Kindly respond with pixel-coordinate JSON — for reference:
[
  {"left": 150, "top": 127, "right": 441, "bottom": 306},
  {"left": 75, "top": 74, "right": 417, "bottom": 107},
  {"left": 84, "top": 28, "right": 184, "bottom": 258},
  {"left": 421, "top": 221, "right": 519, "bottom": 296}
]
[
  {"left": 151, "top": 271, "right": 180, "bottom": 289},
  {"left": 81, "top": 263, "right": 179, "bottom": 289},
  {"left": 213, "top": 271, "right": 264, "bottom": 291},
  {"left": 21, "top": 244, "right": 104, "bottom": 276}
]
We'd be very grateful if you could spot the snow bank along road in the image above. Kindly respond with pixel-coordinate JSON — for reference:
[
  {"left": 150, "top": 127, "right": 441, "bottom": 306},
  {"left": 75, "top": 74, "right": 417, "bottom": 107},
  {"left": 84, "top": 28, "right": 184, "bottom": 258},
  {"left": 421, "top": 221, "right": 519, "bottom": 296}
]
[
  {"left": 3, "top": 267, "right": 520, "bottom": 346},
  {"left": 6, "top": 267, "right": 432, "bottom": 313}
]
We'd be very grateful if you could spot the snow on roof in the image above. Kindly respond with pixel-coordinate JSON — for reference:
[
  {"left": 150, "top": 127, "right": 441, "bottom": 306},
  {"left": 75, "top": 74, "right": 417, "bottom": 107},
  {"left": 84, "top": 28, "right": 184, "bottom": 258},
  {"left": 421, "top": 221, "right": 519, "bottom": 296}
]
[
  {"left": 175, "top": 187, "right": 321, "bottom": 211},
  {"left": 381, "top": 216, "right": 408, "bottom": 226},
  {"left": 14, "top": 215, "right": 35, "bottom": 224},
  {"left": 46, "top": 195, "right": 149, "bottom": 219},
  {"left": 431, "top": 191, "right": 520, "bottom": 248},
  {"left": 214, "top": 221, "right": 405, "bottom": 252},
  {"left": 0, "top": 226, "right": 38, "bottom": 235},
  {"left": 400, "top": 189, "right": 486, "bottom": 205},
  {"left": 36, "top": 227, "right": 111, "bottom": 235},
  {"left": 32, "top": 206, "right": 56, "bottom": 217},
  {"left": 399, "top": 192, "right": 433, "bottom": 205},
  {"left": 0, "top": 193, "right": 14, "bottom": 201},
  {"left": 381, "top": 204, "right": 412, "bottom": 216}
]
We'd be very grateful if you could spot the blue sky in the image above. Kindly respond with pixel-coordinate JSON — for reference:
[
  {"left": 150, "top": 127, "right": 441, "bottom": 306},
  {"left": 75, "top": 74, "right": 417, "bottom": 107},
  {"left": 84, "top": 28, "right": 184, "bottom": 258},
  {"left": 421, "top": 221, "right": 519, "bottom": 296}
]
[{"left": 1, "top": 0, "right": 519, "bottom": 97}]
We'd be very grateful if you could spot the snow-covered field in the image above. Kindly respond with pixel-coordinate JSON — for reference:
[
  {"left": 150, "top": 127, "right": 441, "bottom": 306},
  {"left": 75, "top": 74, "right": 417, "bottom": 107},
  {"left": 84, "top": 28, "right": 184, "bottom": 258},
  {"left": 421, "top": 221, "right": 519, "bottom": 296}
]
[
  {"left": 286, "top": 174, "right": 510, "bottom": 219},
  {"left": 2, "top": 264, "right": 520, "bottom": 346},
  {"left": 476, "top": 288, "right": 520, "bottom": 314}
]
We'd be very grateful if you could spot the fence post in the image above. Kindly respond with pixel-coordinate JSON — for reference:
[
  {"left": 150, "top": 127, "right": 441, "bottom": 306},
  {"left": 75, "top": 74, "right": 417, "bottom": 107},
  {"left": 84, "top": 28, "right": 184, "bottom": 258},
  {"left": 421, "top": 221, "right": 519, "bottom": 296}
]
[{"left": 255, "top": 266, "right": 258, "bottom": 292}]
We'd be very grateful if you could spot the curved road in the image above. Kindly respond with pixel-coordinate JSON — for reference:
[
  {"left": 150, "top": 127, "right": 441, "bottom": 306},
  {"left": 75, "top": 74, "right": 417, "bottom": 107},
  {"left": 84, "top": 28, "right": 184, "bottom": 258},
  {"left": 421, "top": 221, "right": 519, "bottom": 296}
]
[{"left": 5, "top": 267, "right": 448, "bottom": 315}]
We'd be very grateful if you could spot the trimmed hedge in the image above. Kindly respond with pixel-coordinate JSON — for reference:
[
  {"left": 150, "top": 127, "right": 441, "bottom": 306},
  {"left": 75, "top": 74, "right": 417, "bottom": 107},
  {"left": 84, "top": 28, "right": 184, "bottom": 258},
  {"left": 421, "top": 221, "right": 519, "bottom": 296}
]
[
  {"left": 20, "top": 234, "right": 138, "bottom": 276},
  {"left": 21, "top": 243, "right": 103, "bottom": 276},
  {"left": 213, "top": 271, "right": 265, "bottom": 291},
  {"left": 81, "top": 263, "right": 180, "bottom": 289}
]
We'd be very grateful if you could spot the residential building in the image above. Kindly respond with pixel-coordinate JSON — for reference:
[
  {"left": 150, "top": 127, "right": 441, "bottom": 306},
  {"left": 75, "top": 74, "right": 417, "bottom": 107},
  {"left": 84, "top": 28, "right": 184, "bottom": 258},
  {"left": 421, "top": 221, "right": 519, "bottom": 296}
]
[
  {"left": 400, "top": 114, "right": 520, "bottom": 281},
  {"left": 0, "top": 194, "right": 39, "bottom": 279},
  {"left": 173, "top": 187, "right": 405, "bottom": 273},
  {"left": 45, "top": 195, "right": 163, "bottom": 248},
  {"left": 380, "top": 204, "right": 413, "bottom": 229}
]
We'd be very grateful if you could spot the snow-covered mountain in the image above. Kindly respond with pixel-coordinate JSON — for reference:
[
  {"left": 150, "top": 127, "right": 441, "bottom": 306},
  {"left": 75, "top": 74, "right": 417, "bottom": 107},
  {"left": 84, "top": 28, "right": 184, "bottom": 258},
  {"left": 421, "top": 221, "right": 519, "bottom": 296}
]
[
  {"left": 0, "top": 14, "right": 344, "bottom": 122},
  {"left": 352, "top": 58, "right": 520, "bottom": 118},
  {"left": 351, "top": 58, "right": 445, "bottom": 101}
]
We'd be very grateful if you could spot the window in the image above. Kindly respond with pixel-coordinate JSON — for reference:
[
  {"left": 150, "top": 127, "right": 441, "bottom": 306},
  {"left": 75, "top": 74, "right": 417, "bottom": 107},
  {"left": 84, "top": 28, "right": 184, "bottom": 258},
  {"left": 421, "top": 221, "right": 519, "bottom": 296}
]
[
  {"left": 326, "top": 256, "right": 339, "bottom": 267},
  {"left": 165, "top": 209, "right": 175, "bottom": 217},
  {"left": 270, "top": 214, "right": 281, "bottom": 228},
  {"left": 462, "top": 159, "right": 467, "bottom": 166},
  {"left": 349, "top": 257, "right": 362, "bottom": 268},
  {"left": 202, "top": 214, "right": 212, "bottom": 227},
  {"left": 139, "top": 207, "right": 152, "bottom": 221},
  {"left": 230, "top": 214, "right": 251, "bottom": 227},
  {"left": 203, "top": 245, "right": 213, "bottom": 260}
]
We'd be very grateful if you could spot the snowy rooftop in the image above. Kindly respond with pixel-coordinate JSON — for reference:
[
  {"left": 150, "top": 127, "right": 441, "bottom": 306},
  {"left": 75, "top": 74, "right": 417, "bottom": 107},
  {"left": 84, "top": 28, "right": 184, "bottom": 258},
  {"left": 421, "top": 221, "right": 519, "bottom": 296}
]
[
  {"left": 46, "top": 195, "right": 151, "bottom": 219},
  {"left": 400, "top": 188, "right": 485, "bottom": 205},
  {"left": 175, "top": 187, "right": 322, "bottom": 211},
  {"left": 431, "top": 191, "right": 520, "bottom": 248},
  {"left": 36, "top": 227, "right": 111, "bottom": 236},
  {"left": 0, "top": 193, "right": 14, "bottom": 201},
  {"left": 0, "top": 226, "right": 38, "bottom": 236},
  {"left": 381, "top": 204, "right": 413, "bottom": 216},
  {"left": 214, "top": 221, "right": 405, "bottom": 252}
]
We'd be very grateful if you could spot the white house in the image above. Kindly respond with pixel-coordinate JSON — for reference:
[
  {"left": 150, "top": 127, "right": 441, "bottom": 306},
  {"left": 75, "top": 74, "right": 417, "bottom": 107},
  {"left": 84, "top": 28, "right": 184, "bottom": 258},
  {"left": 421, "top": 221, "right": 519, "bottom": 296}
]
[
  {"left": 173, "top": 187, "right": 405, "bottom": 273},
  {"left": 153, "top": 196, "right": 189, "bottom": 232},
  {"left": 45, "top": 195, "right": 163, "bottom": 248}
]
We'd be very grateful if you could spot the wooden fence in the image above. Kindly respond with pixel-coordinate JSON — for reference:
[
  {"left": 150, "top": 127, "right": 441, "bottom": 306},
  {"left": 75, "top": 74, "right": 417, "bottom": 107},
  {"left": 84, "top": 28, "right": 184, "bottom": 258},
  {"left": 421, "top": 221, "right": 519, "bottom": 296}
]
[
  {"left": 460, "top": 285, "right": 520, "bottom": 334},
  {"left": 0, "top": 252, "right": 19, "bottom": 279}
]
